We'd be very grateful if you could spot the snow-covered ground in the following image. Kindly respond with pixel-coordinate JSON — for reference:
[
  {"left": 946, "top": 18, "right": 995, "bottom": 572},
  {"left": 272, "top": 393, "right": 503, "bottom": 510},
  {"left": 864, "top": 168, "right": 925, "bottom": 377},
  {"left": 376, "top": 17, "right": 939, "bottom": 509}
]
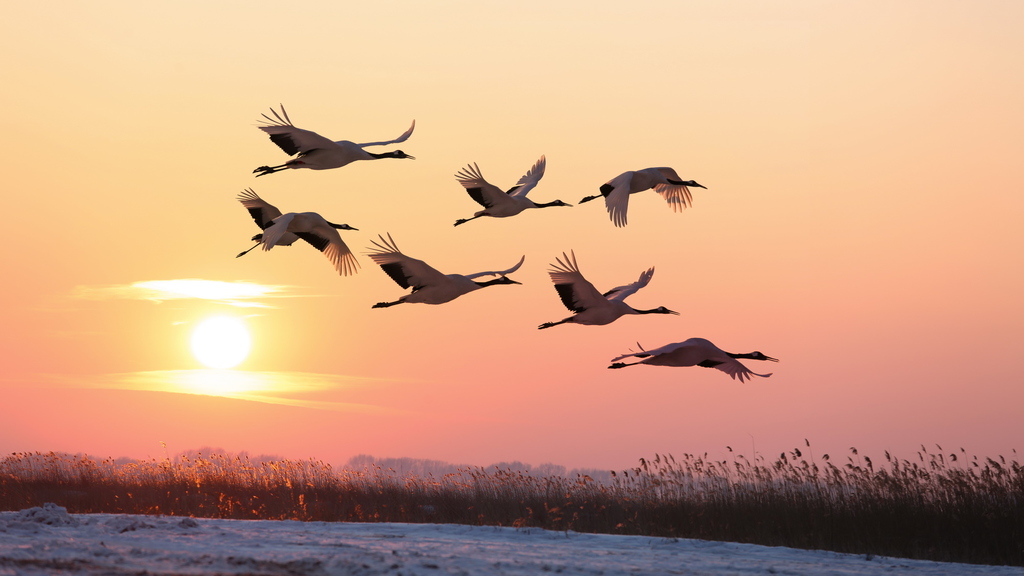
[{"left": 1, "top": 504, "right": 1019, "bottom": 575}]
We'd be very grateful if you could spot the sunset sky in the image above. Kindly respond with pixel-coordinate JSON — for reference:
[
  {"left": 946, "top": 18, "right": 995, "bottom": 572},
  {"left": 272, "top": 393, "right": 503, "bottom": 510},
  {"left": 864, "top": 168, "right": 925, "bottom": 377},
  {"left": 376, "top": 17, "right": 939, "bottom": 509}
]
[{"left": 2, "top": 1, "right": 1021, "bottom": 471}]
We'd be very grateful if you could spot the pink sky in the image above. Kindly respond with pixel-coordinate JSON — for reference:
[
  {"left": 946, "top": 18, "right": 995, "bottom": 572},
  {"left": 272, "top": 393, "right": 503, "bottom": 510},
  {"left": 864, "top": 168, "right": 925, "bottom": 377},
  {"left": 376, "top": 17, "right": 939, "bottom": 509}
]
[{"left": 1, "top": 1, "right": 1022, "bottom": 471}]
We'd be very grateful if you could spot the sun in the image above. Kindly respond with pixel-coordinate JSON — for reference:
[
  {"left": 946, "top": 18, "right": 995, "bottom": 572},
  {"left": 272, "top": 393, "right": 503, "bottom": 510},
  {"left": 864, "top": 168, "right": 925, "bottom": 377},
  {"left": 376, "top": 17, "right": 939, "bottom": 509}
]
[{"left": 190, "top": 316, "right": 251, "bottom": 369}]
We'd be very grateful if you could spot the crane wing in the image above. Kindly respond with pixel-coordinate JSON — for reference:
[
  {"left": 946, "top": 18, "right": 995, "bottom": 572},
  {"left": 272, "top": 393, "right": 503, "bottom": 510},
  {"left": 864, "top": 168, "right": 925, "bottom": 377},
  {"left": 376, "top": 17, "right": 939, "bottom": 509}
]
[
  {"left": 507, "top": 155, "right": 546, "bottom": 198},
  {"left": 260, "top": 213, "right": 296, "bottom": 251},
  {"left": 365, "top": 233, "right": 447, "bottom": 290},
  {"left": 237, "top": 188, "right": 283, "bottom": 230},
  {"left": 547, "top": 251, "right": 605, "bottom": 313},
  {"left": 455, "top": 163, "right": 515, "bottom": 209},
  {"left": 604, "top": 267, "right": 654, "bottom": 302},
  {"left": 602, "top": 171, "right": 634, "bottom": 228},
  {"left": 463, "top": 255, "right": 526, "bottom": 280},
  {"left": 257, "top": 105, "right": 336, "bottom": 156},
  {"left": 355, "top": 120, "right": 415, "bottom": 147},
  {"left": 653, "top": 183, "right": 694, "bottom": 213},
  {"left": 610, "top": 340, "right": 685, "bottom": 362},
  {"left": 700, "top": 357, "right": 773, "bottom": 383},
  {"left": 298, "top": 220, "right": 360, "bottom": 277}
]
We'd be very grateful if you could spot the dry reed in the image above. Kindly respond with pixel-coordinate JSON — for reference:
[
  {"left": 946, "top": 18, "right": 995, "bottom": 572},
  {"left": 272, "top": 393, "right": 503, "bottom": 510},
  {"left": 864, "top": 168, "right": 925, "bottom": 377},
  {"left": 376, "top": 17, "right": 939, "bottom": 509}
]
[{"left": 1, "top": 443, "right": 1020, "bottom": 566}]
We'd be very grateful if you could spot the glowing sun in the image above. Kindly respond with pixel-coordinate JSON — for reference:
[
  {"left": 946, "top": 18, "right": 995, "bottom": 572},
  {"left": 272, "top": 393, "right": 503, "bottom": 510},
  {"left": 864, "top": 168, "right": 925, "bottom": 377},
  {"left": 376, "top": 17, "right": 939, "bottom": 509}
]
[{"left": 190, "top": 316, "right": 251, "bottom": 369}]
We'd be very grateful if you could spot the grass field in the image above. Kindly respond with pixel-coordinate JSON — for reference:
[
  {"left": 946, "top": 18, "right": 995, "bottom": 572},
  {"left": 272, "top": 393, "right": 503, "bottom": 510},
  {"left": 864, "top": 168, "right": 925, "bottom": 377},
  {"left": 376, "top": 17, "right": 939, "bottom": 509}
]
[{"left": 2, "top": 444, "right": 1021, "bottom": 566}]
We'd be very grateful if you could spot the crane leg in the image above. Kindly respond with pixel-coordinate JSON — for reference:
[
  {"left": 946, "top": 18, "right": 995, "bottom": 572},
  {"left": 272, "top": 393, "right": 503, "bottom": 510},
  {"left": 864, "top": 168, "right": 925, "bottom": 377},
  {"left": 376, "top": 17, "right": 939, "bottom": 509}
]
[
  {"left": 537, "top": 318, "right": 571, "bottom": 330},
  {"left": 372, "top": 300, "right": 404, "bottom": 309},
  {"left": 236, "top": 241, "right": 261, "bottom": 258},
  {"left": 253, "top": 163, "right": 289, "bottom": 177},
  {"left": 453, "top": 215, "right": 482, "bottom": 227}
]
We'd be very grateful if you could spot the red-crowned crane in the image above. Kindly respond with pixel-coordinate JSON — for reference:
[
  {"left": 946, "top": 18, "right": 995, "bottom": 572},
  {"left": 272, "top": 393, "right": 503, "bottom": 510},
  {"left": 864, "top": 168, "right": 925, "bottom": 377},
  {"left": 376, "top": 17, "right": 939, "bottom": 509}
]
[
  {"left": 538, "top": 251, "right": 678, "bottom": 329},
  {"left": 579, "top": 167, "right": 705, "bottom": 227},
  {"left": 253, "top": 105, "right": 414, "bottom": 176},
  {"left": 453, "top": 156, "right": 570, "bottom": 226},
  {"left": 366, "top": 234, "right": 524, "bottom": 308},
  {"left": 608, "top": 338, "right": 777, "bottom": 382},
  {"left": 236, "top": 189, "right": 359, "bottom": 276}
]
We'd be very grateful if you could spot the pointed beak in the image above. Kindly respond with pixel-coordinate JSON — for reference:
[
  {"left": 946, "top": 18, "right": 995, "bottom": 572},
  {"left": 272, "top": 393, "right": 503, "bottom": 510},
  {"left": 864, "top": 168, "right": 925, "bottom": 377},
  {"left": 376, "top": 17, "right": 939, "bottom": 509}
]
[
  {"left": 766, "top": 356, "right": 779, "bottom": 362},
  {"left": 507, "top": 277, "right": 521, "bottom": 285},
  {"left": 406, "top": 154, "right": 416, "bottom": 160},
  {"left": 669, "top": 310, "right": 680, "bottom": 315},
  {"left": 695, "top": 183, "right": 707, "bottom": 189}
]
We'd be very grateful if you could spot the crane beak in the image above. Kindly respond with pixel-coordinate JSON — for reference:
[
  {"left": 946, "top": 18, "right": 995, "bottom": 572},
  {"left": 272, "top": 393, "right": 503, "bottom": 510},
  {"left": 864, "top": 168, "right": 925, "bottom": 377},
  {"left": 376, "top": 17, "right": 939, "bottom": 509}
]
[
  {"left": 669, "top": 310, "right": 680, "bottom": 315},
  {"left": 766, "top": 356, "right": 780, "bottom": 362}
]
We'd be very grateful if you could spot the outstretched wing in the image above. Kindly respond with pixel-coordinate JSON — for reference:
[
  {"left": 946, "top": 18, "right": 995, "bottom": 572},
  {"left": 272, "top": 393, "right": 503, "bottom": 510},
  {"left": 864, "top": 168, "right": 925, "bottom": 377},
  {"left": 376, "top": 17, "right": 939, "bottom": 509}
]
[
  {"left": 546, "top": 251, "right": 605, "bottom": 313},
  {"left": 301, "top": 217, "right": 360, "bottom": 277},
  {"left": 604, "top": 267, "right": 654, "bottom": 302},
  {"left": 455, "top": 163, "right": 515, "bottom": 209},
  {"left": 257, "top": 105, "right": 336, "bottom": 156},
  {"left": 463, "top": 255, "right": 526, "bottom": 280},
  {"left": 355, "top": 120, "right": 415, "bottom": 147},
  {"left": 601, "top": 171, "right": 634, "bottom": 228},
  {"left": 701, "top": 357, "right": 773, "bottom": 383},
  {"left": 260, "top": 213, "right": 296, "bottom": 250},
  {"left": 365, "top": 233, "right": 447, "bottom": 291},
  {"left": 653, "top": 183, "right": 694, "bottom": 212},
  {"left": 652, "top": 167, "right": 694, "bottom": 213},
  {"left": 609, "top": 340, "right": 685, "bottom": 363},
  {"left": 237, "top": 188, "right": 283, "bottom": 230},
  {"left": 507, "top": 155, "right": 546, "bottom": 198}
]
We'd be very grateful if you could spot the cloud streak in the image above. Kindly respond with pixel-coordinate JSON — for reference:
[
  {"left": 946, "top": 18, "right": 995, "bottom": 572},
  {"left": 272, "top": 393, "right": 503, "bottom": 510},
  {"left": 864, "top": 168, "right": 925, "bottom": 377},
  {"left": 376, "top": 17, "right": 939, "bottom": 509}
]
[
  {"left": 72, "top": 279, "right": 298, "bottom": 308},
  {"left": 43, "top": 370, "right": 398, "bottom": 414}
]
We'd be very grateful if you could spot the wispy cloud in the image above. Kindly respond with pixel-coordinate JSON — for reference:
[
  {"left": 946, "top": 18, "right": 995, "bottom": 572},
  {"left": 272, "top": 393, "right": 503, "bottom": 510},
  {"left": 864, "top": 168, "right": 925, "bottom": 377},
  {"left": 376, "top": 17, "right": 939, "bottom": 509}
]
[
  {"left": 72, "top": 279, "right": 298, "bottom": 308},
  {"left": 43, "top": 370, "right": 398, "bottom": 414}
]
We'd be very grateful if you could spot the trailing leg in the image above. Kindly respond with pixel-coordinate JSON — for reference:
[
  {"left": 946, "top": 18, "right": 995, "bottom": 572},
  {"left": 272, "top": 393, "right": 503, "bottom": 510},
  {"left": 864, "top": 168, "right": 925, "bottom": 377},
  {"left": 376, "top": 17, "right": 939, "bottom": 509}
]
[
  {"left": 372, "top": 300, "right": 404, "bottom": 309},
  {"left": 253, "top": 163, "right": 290, "bottom": 177}
]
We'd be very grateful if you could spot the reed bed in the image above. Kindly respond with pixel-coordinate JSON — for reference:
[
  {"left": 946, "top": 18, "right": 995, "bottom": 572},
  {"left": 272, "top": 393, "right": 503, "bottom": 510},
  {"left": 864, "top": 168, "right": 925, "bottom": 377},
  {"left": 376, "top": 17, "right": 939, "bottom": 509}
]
[{"left": 1, "top": 444, "right": 1021, "bottom": 566}]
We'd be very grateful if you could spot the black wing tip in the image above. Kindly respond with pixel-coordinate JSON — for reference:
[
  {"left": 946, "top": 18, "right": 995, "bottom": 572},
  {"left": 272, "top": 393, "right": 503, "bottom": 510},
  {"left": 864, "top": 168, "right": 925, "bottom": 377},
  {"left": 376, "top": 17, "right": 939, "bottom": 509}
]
[
  {"left": 553, "top": 283, "right": 584, "bottom": 313},
  {"left": 379, "top": 261, "right": 412, "bottom": 289},
  {"left": 269, "top": 133, "right": 301, "bottom": 156},
  {"left": 295, "top": 231, "right": 330, "bottom": 252}
]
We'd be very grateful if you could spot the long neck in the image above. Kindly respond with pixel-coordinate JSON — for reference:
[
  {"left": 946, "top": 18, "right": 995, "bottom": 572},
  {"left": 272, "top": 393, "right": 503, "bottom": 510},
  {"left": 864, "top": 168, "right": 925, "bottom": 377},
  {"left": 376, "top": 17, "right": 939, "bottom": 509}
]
[
  {"left": 534, "top": 200, "right": 563, "bottom": 208},
  {"left": 367, "top": 151, "right": 400, "bottom": 159},
  {"left": 473, "top": 278, "right": 508, "bottom": 288},
  {"left": 633, "top": 307, "right": 664, "bottom": 315},
  {"left": 727, "top": 352, "right": 757, "bottom": 359}
]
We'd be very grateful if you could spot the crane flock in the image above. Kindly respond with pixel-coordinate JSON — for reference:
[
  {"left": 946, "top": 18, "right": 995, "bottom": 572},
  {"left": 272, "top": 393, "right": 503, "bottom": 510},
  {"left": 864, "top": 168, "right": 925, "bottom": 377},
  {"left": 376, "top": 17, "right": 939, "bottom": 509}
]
[{"left": 237, "top": 105, "right": 776, "bottom": 381}]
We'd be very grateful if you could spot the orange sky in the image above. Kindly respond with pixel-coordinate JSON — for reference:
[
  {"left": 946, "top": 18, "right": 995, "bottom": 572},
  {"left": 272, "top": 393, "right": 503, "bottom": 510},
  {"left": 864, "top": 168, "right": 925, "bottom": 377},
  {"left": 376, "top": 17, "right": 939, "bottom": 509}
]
[{"left": 1, "top": 1, "right": 1022, "bottom": 470}]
